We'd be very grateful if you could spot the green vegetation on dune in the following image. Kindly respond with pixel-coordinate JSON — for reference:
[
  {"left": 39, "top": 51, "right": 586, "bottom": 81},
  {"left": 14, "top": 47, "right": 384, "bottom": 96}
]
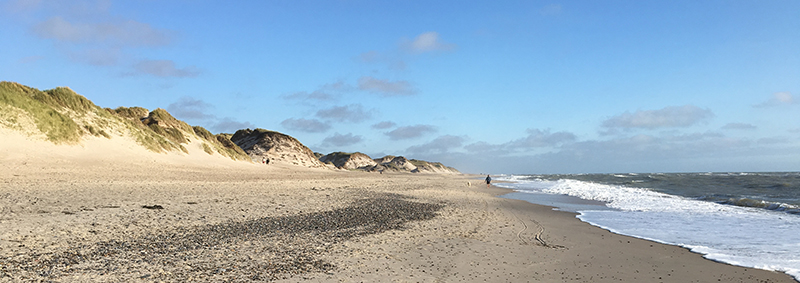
[
  {"left": 193, "top": 126, "right": 250, "bottom": 161},
  {"left": 215, "top": 134, "right": 250, "bottom": 161},
  {"left": 148, "top": 108, "right": 194, "bottom": 133},
  {"left": 0, "top": 81, "right": 253, "bottom": 163},
  {"left": 40, "top": 87, "right": 97, "bottom": 114},
  {"left": 201, "top": 143, "right": 214, "bottom": 154},
  {"left": 0, "top": 81, "right": 82, "bottom": 143},
  {"left": 110, "top": 106, "right": 149, "bottom": 120},
  {"left": 192, "top": 125, "right": 215, "bottom": 141}
]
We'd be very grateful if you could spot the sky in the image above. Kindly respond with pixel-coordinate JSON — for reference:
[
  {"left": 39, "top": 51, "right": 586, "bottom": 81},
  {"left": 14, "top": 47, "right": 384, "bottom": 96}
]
[{"left": 1, "top": 0, "right": 799, "bottom": 174}]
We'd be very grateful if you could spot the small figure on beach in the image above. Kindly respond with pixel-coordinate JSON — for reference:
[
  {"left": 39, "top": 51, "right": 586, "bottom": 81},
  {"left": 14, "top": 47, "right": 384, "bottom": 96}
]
[{"left": 485, "top": 175, "right": 492, "bottom": 188}]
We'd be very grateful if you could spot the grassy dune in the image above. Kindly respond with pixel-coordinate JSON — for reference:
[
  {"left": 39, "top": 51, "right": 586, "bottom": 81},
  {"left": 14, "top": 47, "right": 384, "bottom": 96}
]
[{"left": 0, "top": 81, "right": 250, "bottom": 161}]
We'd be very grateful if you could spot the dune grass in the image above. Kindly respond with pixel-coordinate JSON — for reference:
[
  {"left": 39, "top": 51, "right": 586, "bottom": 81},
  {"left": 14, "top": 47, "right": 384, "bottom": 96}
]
[
  {"left": 0, "top": 82, "right": 82, "bottom": 143},
  {"left": 191, "top": 126, "right": 250, "bottom": 160},
  {"left": 2, "top": 81, "right": 250, "bottom": 161},
  {"left": 111, "top": 106, "right": 149, "bottom": 120}
]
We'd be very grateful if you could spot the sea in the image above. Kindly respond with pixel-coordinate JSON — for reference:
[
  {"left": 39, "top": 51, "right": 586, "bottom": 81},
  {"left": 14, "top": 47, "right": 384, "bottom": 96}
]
[{"left": 494, "top": 172, "right": 800, "bottom": 281}]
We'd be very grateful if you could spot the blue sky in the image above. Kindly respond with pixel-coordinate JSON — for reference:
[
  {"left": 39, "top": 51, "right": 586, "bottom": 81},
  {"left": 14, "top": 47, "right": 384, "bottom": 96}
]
[{"left": 2, "top": 0, "right": 798, "bottom": 174}]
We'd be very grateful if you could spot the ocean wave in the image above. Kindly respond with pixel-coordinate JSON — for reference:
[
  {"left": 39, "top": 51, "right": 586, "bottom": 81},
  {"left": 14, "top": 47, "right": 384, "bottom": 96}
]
[
  {"left": 497, "top": 174, "right": 800, "bottom": 281},
  {"left": 699, "top": 196, "right": 800, "bottom": 214},
  {"left": 539, "top": 179, "right": 726, "bottom": 213}
]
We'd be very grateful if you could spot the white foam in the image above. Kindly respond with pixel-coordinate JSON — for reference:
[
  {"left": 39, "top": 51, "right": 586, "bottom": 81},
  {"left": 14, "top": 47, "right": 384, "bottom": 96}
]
[{"left": 497, "top": 176, "right": 800, "bottom": 281}]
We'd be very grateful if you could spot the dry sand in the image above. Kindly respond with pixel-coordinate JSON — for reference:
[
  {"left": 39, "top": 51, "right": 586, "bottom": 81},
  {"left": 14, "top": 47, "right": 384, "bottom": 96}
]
[{"left": 0, "top": 131, "right": 795, "bottom": 282}]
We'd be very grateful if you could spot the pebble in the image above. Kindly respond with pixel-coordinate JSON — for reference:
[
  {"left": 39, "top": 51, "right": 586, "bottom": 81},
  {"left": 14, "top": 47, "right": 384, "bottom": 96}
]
[{"left": 0, "top": 194, "right": 443, "bottom": 281}]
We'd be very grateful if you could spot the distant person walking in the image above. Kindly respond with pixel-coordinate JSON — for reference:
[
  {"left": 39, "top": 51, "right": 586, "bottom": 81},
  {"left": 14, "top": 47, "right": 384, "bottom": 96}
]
[{"left": 485, "top": 175, "right": 492, "bottom": 188}]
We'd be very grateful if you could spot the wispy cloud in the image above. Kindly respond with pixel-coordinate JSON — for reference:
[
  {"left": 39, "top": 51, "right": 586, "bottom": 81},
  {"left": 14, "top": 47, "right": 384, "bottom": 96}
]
[
  {"left": 464, "top": 141, "right": 504, "bottom": 154},
  {"left": 321, "top": 132, "right": 363, "bottom": 147},
  {"left": 132, "top": 60, "right": 201, "bottom": 78},
  {"left": 358, "top": 76, "right": 416, "bottom": 96},
  {"left": 316, "top": 104, "right": 373, "bottom": 123},
  {"left": 32, "top": 16, "right": 173, "bottom": 47},
  {"left": 506, "top": 128, "right": 577, "bottom": 149},
  {"left": 722, "top": 123, "right": 757, "bottom": 130},
  {"left": 166, "top": 96, "right": 254, "bottom": 134},
  {"left": 402, "top": 32, "right": 456, "bottom": 53},
  {"left": 283, "top": 80, "right": 353, "bottom": 102},
  {"left": 407, "top": 135, "right": 466, "bottom": 154},
  {"left": 167, "top": 96, "right": 215, "bottom": 120},
  {"left": 385, "top": 124, "right": 437, "bottom": 140},
  {"left": 371, "top": 121, "right": 397, "bottom": 130},
  {"left": 280, "top": 118, "right": 331, "bottom": 133},
  {"left": 462, "top": 128, "right": 576, "bottom": 155},
  {"left": 211, "top": 117, "right": 255, "bottom": 134},
  {"left": 602, "top": 105, "right": 713, "bottom": 130},
  {"left": 356, "top": 51, "right": 406, "bottom": 70},
  {"left": 21, "top": 2, "right": 194, "bottom": 78},
  {"left": 283, "top": 90, "right": 336, "bottom": 101},
  {"left": 754, "top": 92, "right": 795, "bottom": 108}
]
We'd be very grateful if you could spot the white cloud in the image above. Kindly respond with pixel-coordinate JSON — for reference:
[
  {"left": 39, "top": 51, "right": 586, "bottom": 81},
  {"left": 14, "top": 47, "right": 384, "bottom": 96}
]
[
  {"left": 722, "top": 123, "right": 757, "bottom": 130},
  {"left": 464, "top": 141, "right": 503, "bottom": 154},
  {"left": 22, "top": 3, "right": 193, "bottom": 78},
  {"left": 211, "top": 117, "right": 255, "bottom": 134},
  {"left": 322, "top": 133, "right": 363, "bottom": 147},
  {"left": 280, "top": 118, "right": 331, "bottom": 133},
  {"left": 602, "top": 105, "right": 713, "bottom": 130},
  {"left": 407, "top": 135, "right": 466, "bottom": 154},
  {"left": 358, "top": 76, "right": 416, "bottom": 96},
  {"left": 385, "top": 124, "right": 437, "bottom": 140},
  {"left": 755, "top": 92, "right": 795, "bottom": 108},
  {"left": 371, "top": 121, "right": 396, "bottom": 130},
  {"left": 315, "top": 104, "right": 373, "bottom": 123},
  {"left": 167, "top": 96, "right": 215, "bottom": 120},
  {"left": 165, "top": 97, "right": 254, "bottom": 134},
  {"left": 414, "top": 128, "right": 800, "bottom": 174},
  {"left": 356, "top": 51, "right": 407, "bottom": 70},
  {"left": 506, "top": 128, "right": 577, "bottom": 149},
  {"left": 283, "top": 90, "right": 335, "bottom": 101},
  {"left": 32, "top": 16, "right": 173, "bottom": 47},
  {"left": 132, "top": 60, "right": 201, "bottom": 78},
  {"left": 403, "top": 32, "right": 456, "bottom": 53},
  {"left": 283, "top": 80, "right": 353, "bottom": 102}
]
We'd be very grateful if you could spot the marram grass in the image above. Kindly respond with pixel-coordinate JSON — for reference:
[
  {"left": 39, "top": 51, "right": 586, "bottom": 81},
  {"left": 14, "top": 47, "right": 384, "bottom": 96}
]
[{"left": 0, "top": 81, "right": 249, "bottom": 162}]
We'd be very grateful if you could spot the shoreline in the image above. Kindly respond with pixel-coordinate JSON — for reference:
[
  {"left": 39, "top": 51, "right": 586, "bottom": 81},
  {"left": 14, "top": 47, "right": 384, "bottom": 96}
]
[
  {"left": 491, "top": 177, "right": 800, "bottom": 283},
  {"left": 0, "top": 151, "right": 795, "bottom": 281},
  {"left": 477, "top": 179, "right": 797, "bottom": 282}
]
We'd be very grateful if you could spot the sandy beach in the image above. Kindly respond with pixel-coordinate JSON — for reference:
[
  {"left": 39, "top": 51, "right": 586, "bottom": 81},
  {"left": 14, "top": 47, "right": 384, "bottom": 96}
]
[{"left": 1, "top": 132, "right": 795, "bottom": 282}]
